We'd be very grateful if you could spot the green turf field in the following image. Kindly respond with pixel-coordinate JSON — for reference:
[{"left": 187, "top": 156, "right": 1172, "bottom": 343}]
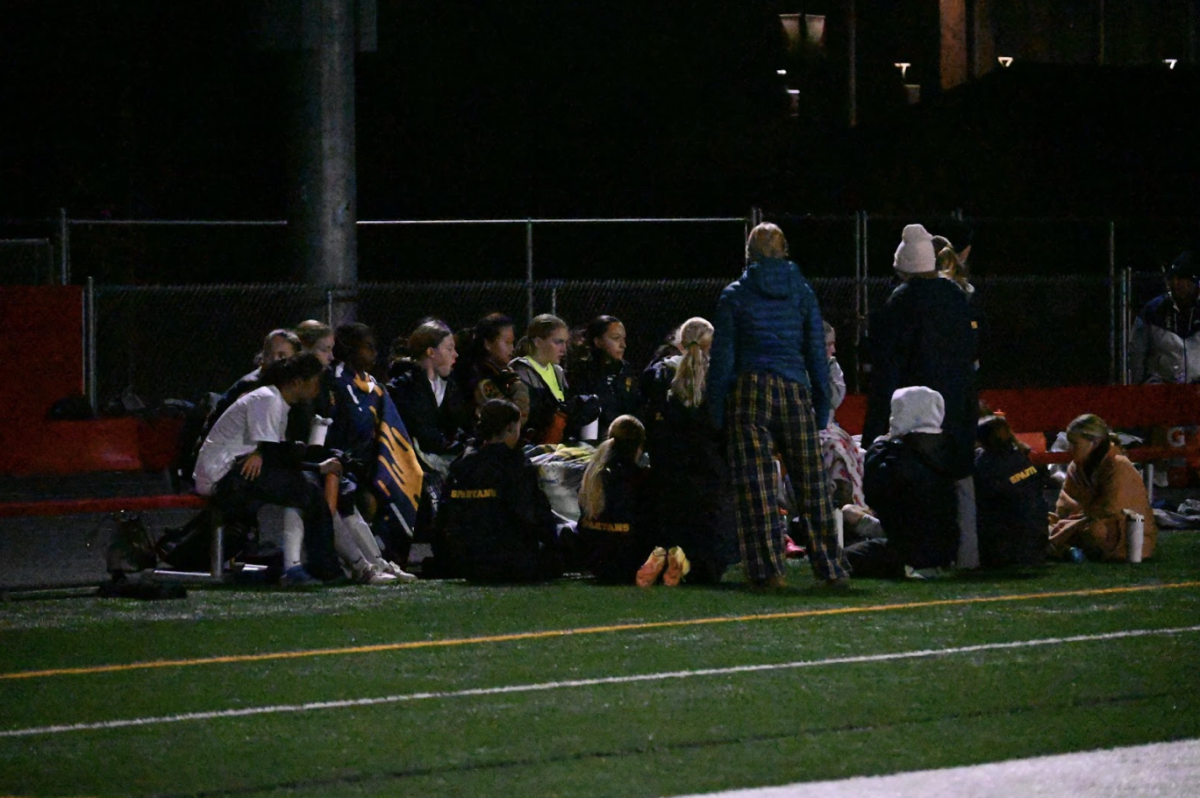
[{"left": 2, "top": 531, "right": 1199, "bottom": 798}]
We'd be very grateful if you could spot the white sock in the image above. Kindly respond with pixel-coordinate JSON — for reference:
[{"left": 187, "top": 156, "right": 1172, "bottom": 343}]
[
  {"left": 281, "top": 507, "right": 305, "bottom": 570},
  {"left": 345, "top": 510, "right": 384, "bottom": 564}
]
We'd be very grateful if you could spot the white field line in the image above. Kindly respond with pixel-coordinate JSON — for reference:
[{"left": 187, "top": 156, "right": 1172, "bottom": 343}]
[
  {"left": 673, "top": 737, "right": 1200, "bottom": 798},
  {"left": 3, "top": 624, "right": 1198, "bottom": 739}
]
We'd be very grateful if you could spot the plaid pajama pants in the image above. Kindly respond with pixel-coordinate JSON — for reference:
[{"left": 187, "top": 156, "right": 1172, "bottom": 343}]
[{"left": 727, "top": 371, "right": 849, "bottom": 583}]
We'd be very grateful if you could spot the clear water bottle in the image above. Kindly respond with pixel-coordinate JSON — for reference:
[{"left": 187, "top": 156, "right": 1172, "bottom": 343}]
[{"left": 1065, "top": 546, "right": 1085, "bottom": 563}]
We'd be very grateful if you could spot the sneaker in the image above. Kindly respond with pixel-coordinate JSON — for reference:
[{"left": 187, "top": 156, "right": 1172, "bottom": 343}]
[
  {"left": 636, "top": 547, "right": 667, "bottom": 587},
  {"left": 784, "top": 535, "right": 807, "bottom": 559},
  {"left": 662, "top": 546, "right": 691, "bottom": 587},
  {"left": 822, "top": 575, "right": 851, "bottom": 590},
  {"left": 749, "top": 574, "right": 787, "bottom": 591},
  {"left": 279, "top": 565, "right": 321, "bottom": 588},
  {"left": 381, "top": 560, "right": 418, "bottom": 583},
  {"left": 355, "top": 564, "right": 399, "bottom": 585},
  {"left": 904, "top": 565, "right": 944, "bottom": 580}
]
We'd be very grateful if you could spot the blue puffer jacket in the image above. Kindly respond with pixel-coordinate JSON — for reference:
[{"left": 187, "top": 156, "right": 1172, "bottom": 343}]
[{"left": 708, "top": 257, "right": 831, "bottom": 428}]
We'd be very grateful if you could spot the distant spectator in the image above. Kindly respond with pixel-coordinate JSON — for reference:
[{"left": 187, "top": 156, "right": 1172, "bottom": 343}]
[
  {"left": 1129, "top": 251, "right": 1200, "bottom": 384},
  {"left": 1048, "top": 414, "right": 1157, "bottom": 562}
]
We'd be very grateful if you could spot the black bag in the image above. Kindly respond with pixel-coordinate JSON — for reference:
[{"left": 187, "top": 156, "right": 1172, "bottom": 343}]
[
  {"left": 47, "top": 393, "right": 95, "bottom": 421},
  {"left": 106, "top": 511, "right": 159, "bottom": 574},
  {"left": 156, "top": 506, "right": 257, "bottom": 572}
]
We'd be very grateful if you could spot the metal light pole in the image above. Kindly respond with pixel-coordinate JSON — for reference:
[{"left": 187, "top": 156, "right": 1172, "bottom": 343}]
[{"left": 295, "top": 0, "right": 360, "bottom": 322}]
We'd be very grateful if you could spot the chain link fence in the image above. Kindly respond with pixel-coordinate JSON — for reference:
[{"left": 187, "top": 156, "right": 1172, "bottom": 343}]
[
  {"left": 0, "top": 239, "right": 55, "bottom": 285},
  {"left": 92, "top": 274, "right": 1132, "bottom": 411}
]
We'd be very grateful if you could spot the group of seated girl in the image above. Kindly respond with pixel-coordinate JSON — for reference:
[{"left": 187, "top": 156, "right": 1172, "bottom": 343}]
[
  {"left": 839, "top": 385, "right": 1157, "bottom": 579},
  {"left": 194, "top": 321, "right": 418, "bottom": 586},
  {"left": 194, "top": 307, "right": 1158, "bottom": 589},
  {"left": 422, "top": 312, "right": 736, "bottom": 586}
]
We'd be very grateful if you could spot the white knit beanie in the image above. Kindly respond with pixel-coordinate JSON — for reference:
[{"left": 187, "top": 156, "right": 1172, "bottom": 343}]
[{"left": 893, "top": 224, "right": 936, "bottom": 274}]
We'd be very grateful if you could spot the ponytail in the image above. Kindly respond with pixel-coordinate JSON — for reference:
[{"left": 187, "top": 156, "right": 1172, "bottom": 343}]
[
  {"left": 669, "top": 317, "right": 713, "bottom": 408},
  {"left": 579, "top": 414, "right": 644, "bottom": 521},
  {"left": 580, "top": 438, "right": 616, "bottom": 521}
]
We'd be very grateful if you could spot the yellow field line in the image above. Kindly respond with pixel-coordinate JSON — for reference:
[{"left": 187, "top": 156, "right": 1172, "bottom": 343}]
[{"left": 3, "top": 581, "right": 1198, "bottom": 682}]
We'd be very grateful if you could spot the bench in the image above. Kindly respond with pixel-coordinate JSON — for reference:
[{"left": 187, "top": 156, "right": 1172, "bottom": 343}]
[
  {"left": 835, "top": 384, "right": 1200, "bottom": 502},
  {"left": 0, "top": 492, "right": 236, "bottom": 581}
]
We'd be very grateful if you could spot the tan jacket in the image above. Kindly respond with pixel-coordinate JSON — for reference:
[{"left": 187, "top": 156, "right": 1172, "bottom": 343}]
[{"left": 1051, "top": 447, "right": 1157, "bottom": 561}]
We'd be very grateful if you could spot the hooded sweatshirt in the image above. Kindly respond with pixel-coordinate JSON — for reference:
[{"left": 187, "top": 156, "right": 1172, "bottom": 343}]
[
  {"left": 863, "top": 386, "right": 959, "bottom": 570},
  {"left": 708, "top": 257, "right": 830, "bottom": 427}
]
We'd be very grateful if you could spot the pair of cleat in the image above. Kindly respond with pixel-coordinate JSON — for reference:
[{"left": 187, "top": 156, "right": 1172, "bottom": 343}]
[{"left": 636, "top": 546, "right": 690, "bottom": 587}]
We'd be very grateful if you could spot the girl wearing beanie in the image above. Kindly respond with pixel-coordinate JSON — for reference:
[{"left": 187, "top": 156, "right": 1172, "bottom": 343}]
[{"left": 863, "top": 223, "right": 980, "bottom": 569}]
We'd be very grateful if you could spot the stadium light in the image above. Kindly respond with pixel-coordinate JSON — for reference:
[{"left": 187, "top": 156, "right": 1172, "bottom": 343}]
[
  {"left": 894, "top": 62, "right": 911, "bottom": 80},
  {"left": 1164, "top": 59, "right": 1178, "bottom": 69},
  {"left": 998, "top": 56, "right": 1014, "bottom": 68}
]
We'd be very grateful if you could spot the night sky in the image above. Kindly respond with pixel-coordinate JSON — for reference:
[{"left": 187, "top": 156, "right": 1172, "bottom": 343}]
[{"left": 3, "top": 1, "right": 1197, "bottom": 282}]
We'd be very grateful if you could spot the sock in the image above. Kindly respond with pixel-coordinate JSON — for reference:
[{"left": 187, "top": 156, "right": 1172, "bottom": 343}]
[{"left": 281, "top": 507, "right": 304, "bottom": 570}]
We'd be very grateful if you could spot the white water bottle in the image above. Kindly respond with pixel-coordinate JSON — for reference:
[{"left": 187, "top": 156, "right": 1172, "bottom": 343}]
[
  {"left": 1124, "top": 510, "right": 1144, "bottom": 564},
  {"left": 308, "top": 415, "right": 332, "bottom": 447}
]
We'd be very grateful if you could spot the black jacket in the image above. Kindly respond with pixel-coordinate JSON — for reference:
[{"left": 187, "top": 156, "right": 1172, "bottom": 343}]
[
  {"left": 386, "top": 359, "right": 470, "bottom": 457},
  {"left": 568, "top": 356, "right": 642, "bottom": 434},
  {"left": 641, "top": 357, "right": 735, "bottom": 581},
  {"left": 863, "top": 431, "right": 959, "bottom": 570},
  {"left": 864, "top": 277, "right": 978, "bottom": 478},
  {"left": 435, "top": 443, "right": 560, "bottom": 580},
  {"left": 579, "top": 457, "right": 653, "bottom": 583},
  {"left": 975, "top": 444, "right": 1048, "bottom": 568}
]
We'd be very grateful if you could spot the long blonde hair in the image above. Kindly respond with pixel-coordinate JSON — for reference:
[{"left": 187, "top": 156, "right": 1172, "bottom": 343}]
[
  {"left": 669, "top": 317, "right": 713, "bottom": 408},
  {"left": 934, "top": 235, "right": 972, "bottom": 293},
  {"left": 579, "top": 415, "right": 644, "bottom": 521}
]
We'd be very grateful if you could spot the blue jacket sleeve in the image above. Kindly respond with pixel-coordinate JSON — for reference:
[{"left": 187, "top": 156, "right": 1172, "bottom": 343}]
[{"left": 707, "top": 287, "right": 738, "bottom": 428}]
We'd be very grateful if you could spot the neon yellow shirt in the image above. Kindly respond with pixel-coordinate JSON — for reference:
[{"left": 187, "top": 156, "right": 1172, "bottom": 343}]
[{"left": 527, "top": 358, "right": 565, "bottom": 401}]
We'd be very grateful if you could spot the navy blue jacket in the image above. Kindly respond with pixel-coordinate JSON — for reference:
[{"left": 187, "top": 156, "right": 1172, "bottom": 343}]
[{"left": 708, "top": 257, "right": 831, "bottom": 428}]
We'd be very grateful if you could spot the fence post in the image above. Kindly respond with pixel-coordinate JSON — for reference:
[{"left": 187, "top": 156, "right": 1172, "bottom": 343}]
[
  {"left": 325, "top": 288, "right": 334, "bottom": 326},
  {"left": 852, "top": 210, "right": 864, "bottom": 394},
  {"left": 859, "top": 210, "right": 870, "bottom": 335},
  {"left": 1108, "top": 220, "right": 1116, "bottom": 384},
  {"left": 550, "top": 283, "right": 558, "bottom": 318},
  {"left": 526, "top": 219, "right": 534, "bottom": 325},
  {"left": 85, "top": 276, "right": 96, "bottom": 412},
  {"left": 58, "top": 207, "right": 70, "bottom": 285},
  {"left": 1120, "top": 266, "right": 1131, "bottom": 385}
]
